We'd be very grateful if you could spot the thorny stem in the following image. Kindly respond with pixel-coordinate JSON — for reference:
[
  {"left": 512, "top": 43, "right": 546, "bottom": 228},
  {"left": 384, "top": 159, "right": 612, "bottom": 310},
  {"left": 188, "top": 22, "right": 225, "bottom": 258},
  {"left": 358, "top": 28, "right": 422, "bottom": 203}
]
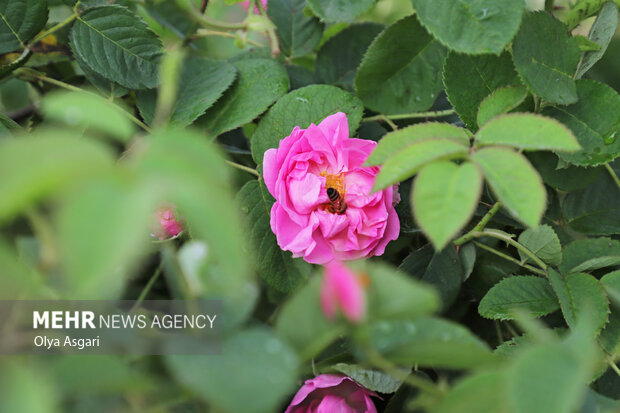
[
  {"left": 454, "top": 202, "right": 502, "bottom": 246},
  {"left": 226, "top": 160, "right": 259, "bottom": 177},
  {"left": 362, "top": 109, "right": 456, "bottom": 123},
  {"left": 604, "top": 163, "right": 620, "bottom": 190},
  {"left": 16, "top": 70, "right": 153, "bottom": 133}
]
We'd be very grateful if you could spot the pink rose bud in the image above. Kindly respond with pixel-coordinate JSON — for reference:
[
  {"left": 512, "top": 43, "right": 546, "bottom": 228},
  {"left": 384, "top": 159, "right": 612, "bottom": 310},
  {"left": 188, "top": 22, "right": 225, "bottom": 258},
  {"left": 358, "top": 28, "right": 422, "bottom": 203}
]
[
  {"left": 321, "top": 261, "right": 367, "bottom": 323},
  {"left": 153, "top": 206, "right": 183, "bottom": 240},
  {"left": 263, "top": 112, "right": 400, "bottom": 264},
  {"left": 286, "top": 374, "right": 378, "bottom": 413},
  {"left": 240, "top": 0, "right": 267, "bottom": 13}
]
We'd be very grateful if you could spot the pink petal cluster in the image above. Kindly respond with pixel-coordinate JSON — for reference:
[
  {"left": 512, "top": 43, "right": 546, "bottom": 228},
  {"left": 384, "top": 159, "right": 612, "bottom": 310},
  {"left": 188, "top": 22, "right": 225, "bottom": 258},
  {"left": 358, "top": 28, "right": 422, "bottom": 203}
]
[
  {"left": 263, "top": 112, "right": 400, "bottom": 264},
  {"left": 286, "top": 374, "right": 378, "bottom": 413},
  {"left": 153, "top": 207, "right": 183, "bottom": 240},
  {"left": 321, "top": 261, "right": 366, "bottom": 322},
  {"left": 240, "top": 0, "right": 267, "bottom": 13}
]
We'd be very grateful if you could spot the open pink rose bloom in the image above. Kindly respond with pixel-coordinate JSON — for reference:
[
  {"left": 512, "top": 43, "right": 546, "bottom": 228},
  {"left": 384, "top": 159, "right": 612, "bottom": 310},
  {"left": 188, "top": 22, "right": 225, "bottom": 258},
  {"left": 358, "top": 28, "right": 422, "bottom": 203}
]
[
  {"left": 286, "top": 374, "right": 378, "bottom": 413},
  {"left": 263, "top": 112, "right": 400, "bottom": 264}
]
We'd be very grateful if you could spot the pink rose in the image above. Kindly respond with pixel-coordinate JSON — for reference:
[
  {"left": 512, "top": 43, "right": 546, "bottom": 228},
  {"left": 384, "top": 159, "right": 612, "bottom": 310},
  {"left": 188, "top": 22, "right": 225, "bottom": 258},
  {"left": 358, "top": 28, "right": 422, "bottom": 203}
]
[
  {"left": 286, "top": 374, "right": 378, "bottom": 413},
  {"left": 321, "top": 261, "right": 366, "bottom": 323},
  {"left": 263, "top": 112, "right": 400, "bottom": 264},
  {"left": 153, "top": 206, "right": 183, "bottom": 240},
  {"left": 240, "top": 0, "right": 267, "bottom": 13}
]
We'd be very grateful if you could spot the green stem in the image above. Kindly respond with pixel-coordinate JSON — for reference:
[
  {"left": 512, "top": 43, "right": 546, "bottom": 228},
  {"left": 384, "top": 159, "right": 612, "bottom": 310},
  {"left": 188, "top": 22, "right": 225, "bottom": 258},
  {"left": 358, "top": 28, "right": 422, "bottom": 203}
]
[
  {"left": 25, "top": 208, "right": 57, "bottom": 272},
  {"left": 17, "top": 70, "right": 152, "bottom": 133},
  {"left": 482, "top": 229, "right": 547, "bottom": 271},
  {"left": 0, "top": 48, "right": 32, "bottom": 79},
  {"left": 255, "top": 0, "right": 280, "bottom": 57},
  {"left": 473, "top": 241, "right": 548, "bottom": 276},
  {"left": 29, "top": 14, "right": 77, "bottom": 46},
  {"left": 609, "top": 359, "right": 620, "bottom": 377},
  {"left": 604, "top": 163, "right": 620, "bottom": 190},
  {"left": 226, "top": 160, "right": 259, "bottom": 177},
  {"left": 191, "top": 29, "right": 263, "bottom": 47},
  {"left": 131, "top": 262, "right": 163, "bottom": 311},
  {"left": 363, "top": 109, "right": 456, "bottom": 123},
  {"left": 189, "top": 7, "right": 247, "bottom": 30},
  {"left": 454, "top": 202, "right": 502, "bottom": 246}
]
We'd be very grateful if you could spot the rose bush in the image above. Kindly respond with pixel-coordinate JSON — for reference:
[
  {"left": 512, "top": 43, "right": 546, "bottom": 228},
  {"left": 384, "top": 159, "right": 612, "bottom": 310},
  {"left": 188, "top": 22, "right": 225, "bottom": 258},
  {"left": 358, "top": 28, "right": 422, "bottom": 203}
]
[{"left": 263, "top": 112, "right": 400, "bottom": 264}]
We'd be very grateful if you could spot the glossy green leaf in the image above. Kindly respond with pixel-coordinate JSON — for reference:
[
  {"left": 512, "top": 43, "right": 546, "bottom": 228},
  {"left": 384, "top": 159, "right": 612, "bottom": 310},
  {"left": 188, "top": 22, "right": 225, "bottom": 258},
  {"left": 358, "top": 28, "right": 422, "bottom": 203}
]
[
  {"left": 576, "top": 2, "right": 619, "bottom": 78},
  {"left": 307, "top": 0, "right": 377, "bottom": 23},
  {"left": 372, "top": 140, "right": 469, "bottom": 191},
  {"left": 399, "top": 244, "right": 464, "bottom": 310},
  {"left": 548, "top": 270, "right": 610, "bottom": 336},
  {"left": 267, "top": 0, "right": 323, "bottom": 58},
  {"left": 512, "top": 12, "right": 580, "bottom": 104},
  {"left": 476, "top": 113, "right": 580, "bottom": 152},
  {"left": 443, "top": 51, "right": 520, "bottom": 130},
  {"left": 332, "top": 363, "right": 403, "bottom": 394},
  {"left": 413, "top": 161, "right": 483, "bottom": 250},
  {"left": 410, "top": 0, "right": 524, "bottom": 54},
  {"left": 41, "top": 90, "right": 135, "bottom": 142},
  {"left": 0, "top": 131, "right": 114, "bottom": 222},
  {"left": 472, "top": 147, "right": 546, "bottom": 227},
  {"left": 70, "top": 5, "right": 163, "bottom": 90},
  {"left": 365, "top": 122, "right": 470, "bottom": 166},
  {"left": 76, "top": 56, "right": 128, "bottom": 98},
  {"left": 199, "top": 58, "right": 289, "bottom": 136},
  {"left": 167, "top": 328, "right": 298, "bottom": 413},
  {"left": 237, "top": 180, "right": 311, "bottom": 293},
  {"left": 544, "top": 80, "right": 620, "bottom": 167},
  {"left": 137, "top": 56, "right": 236, "bottom": 128},
  {"left": 276, "top": 275, "right": 345, "bottom": 361},
  {"left": 315, "top": 23, "right": 383, "bottom": 90},
  {"left": 477, "top": 85, "right": 528, "bottom": 126},
  {"left": 479, "top": 276, "right": 560, "bottom": 320},
  {"left": 355, "top": 15, "right": 447, "bottom": 115},
  {"left": 518, "top": 225, "right": 562, "bottom": 266},
  {"left": 562, "top": 161, "right": 620, "bottom": 235},
  {"left": 364, "top": 317, "right": 495, "bottom": 368},
  {"left": 0, "top": 0, "right": 48, "bottom": 54},
  {"left": 558, "top": 238, "right": 620, "bottom": 274},
  {"left": 251, "top": 84, "right": 363, "bottom": 163}
]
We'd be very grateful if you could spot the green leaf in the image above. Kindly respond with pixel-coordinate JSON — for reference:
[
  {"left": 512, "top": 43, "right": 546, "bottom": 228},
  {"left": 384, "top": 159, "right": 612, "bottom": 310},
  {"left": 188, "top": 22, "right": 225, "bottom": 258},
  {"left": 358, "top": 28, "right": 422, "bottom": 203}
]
[
  {"left": 267, "top": 0, "right": 323, "bottom": 58},
  {"left": 544, "top": 80, "right": 620, "bottom": 167},
  {"left": 435, "top": 371, "right": 509, "bottom": 413},
  {"left": 41, "top": 90, "right": 135, "bottom": 142},
  {"left": 372, "top": 139, "right": 469, "bottom": 191},
  {"left": 0, "top": 0, "right": 48, "bottom": 54},
  {"left": 558, "top": 238, "right": 620, "bottom": 274},
  {"left": 509, "top": 344, "right": 592, "bottom": 413},
  {"left": 412, "top": 161, "right": 483, "bottom": 250},
  {"left": 479, "top": 276, "right": 560, "bottom": 320},
  {"left": 517, "top": 225, "right": 562, "bottom": 266},
  {"left": 443, "top": 51, "right": 520, "bottom": 130},
  {"left": 167, "top": 328, "right": 298, "bottom": 413},
  {"left": 70, "top": 5, "right": 163, "bottom": 90},
  {"left": 477, "top": 85, "right": 528, "bottom": 126},
  {"left": 276, "top": 275, "right": 345, "bottom": 361},
  {"left": 237, "top": 180, "right": 311, "bottom": 293},
  {"left": 365, "top": 122, "right": 470, "bottom": 166},
  {"left": 512, "top": 12, "right": 580, "bottom": 105},
  {"left": 137, "top": 56, "right": 236, "bottom": 128},
  {"left": 57, "top": 174, "right": 154, "bottom": 299},
  {"left": 575, "top": 35, "right": 601, "bottom": 52},
  {"left": 365, "top": 261, "right": 440, "bottom": 321},
  {"left": 307, "top": 0, "right": 377, "bottom": 23},
  {"left": 472, "top": 147, "right": 545, "bottom": 227},
  {"left": 527, "top": 152, "right": 602, "bottom": 192},
  {"left": 562, "top": 161, "right": 620, "bottom": 235},
  {"left": 410, "top": 0, "right": 524, "bottom": 55},
  {"left": 363, "top": 317, "right": 495, "bottom": 368},
  {"left": 601, "top": 270, "right": 620, "bottom": 304},
  {"left": 76, "top": 56, "right": 128, "bottom": 98},
  {"left": 354, "top": 15, "right": 447, "bottom": 115},
  {"left": 251, "top": 84, "right": 363, "bottom": 164},
  {"left": 331, "top": 363, "right": 403, "bottom": 394},
  {"left": 476, "top": 113, "right": 580, "bottom": 152},
  {"left": 0, "top": 130, "right": 114, "bottom": 222},
  {"left": 199, "top": 59, "right": 289, "bottom": 136},
  {"left": 0, "top": 112, "right": 21, "bottom": 137},
  {"left": 576, "top": 2, "right": 619, "bottom": 78},
  {"left": 399, "top": 244, "right": 464, "bottom": 310},
  {"left": 548, "top": 270, "right": 610, "bottom": 336},
  {"left": 315, "top": 23, "right": 383, "bottom": 91}
]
